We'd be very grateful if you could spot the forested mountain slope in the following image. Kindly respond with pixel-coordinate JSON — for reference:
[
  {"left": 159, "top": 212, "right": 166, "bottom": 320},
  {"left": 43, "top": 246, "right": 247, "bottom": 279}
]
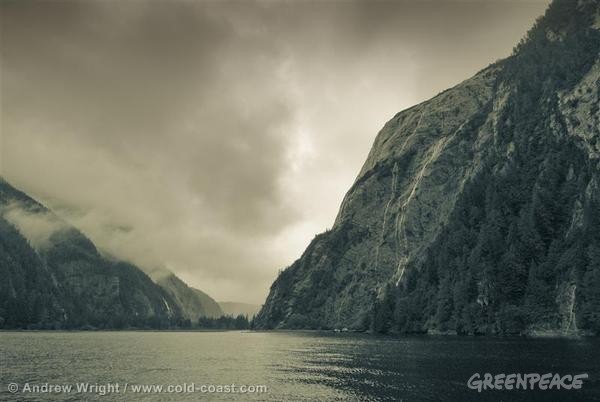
[
  {"left": 156, "top": 273, "right": 224, "bottom": 321},
  {"left": 256, "top": 0, "right": 600, "bottom": 335},
  {"left": 0, "top": 177, "right": 184, "bottom": 329}
]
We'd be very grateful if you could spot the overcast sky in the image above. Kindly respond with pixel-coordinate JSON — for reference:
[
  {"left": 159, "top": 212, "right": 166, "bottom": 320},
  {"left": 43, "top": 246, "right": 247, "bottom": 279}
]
[{"left": 0, "top": 0, "right": 549, "bottom": 304}]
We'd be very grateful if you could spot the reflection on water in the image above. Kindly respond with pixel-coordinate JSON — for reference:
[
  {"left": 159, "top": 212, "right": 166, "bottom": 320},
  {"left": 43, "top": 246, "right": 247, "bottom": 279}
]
[{"left": 1, "top": 331, "right": 598, "bottom": 401}]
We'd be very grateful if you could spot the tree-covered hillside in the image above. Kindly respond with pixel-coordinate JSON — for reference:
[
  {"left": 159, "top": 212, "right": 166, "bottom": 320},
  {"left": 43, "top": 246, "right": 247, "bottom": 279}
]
[
  {"left": 256, "top": 0, "right": 600, "bottom": 335},
  {"left": 0, "top": 178, "right": 185, "bottom": 329}
]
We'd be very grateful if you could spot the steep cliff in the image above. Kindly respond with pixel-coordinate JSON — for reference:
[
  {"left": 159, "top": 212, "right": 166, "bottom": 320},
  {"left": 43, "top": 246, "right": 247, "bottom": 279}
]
[
  {"left": 256, "top": 0, "right": 600, "bottom": 335},
  {"left": 0, "top": 178, "right": 184, "bottom": 329}
]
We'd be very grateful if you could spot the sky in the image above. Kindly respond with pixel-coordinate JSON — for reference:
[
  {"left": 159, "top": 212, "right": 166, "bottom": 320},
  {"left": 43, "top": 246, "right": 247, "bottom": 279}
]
[{"left": 0, "top": 0, "right": 550, "bottom": 304}]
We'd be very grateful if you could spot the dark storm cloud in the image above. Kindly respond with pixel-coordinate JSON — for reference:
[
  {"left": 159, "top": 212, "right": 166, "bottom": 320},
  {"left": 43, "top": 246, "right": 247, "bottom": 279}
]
[
  {"left": 0, "top": 0, "right": 549, "bottom": 303},
  {"left": 2, "top": 0, "right": 295, "bottom": 232}
]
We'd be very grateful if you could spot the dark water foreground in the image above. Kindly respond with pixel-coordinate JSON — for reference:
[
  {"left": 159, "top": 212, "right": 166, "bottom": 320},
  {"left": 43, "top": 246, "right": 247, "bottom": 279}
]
[{"left": 0, "top": 331, "right": 598, "bottom": 401}]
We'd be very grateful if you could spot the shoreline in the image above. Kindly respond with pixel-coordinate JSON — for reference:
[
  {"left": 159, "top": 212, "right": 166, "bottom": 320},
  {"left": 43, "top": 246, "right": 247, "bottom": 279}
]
[{"left": 0, "top": 328, "right": 595, "bottom": 338}]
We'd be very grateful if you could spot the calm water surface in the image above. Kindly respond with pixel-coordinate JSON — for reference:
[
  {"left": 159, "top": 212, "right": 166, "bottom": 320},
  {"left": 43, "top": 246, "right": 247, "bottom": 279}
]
[{"left": 1, "top": 331, "right": 598, "bottom": 401}]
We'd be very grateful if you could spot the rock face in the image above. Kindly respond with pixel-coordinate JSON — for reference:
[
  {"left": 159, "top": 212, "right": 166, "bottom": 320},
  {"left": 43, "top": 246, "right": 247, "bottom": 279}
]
[
  {"left": 157, "top": 273, "right": 224, "bottom": 320},
  {"left": 256, "top": 0, "right": 600, "bottom": 335},
  {"left": 0, "top": 177, "right": 184, "bottom": 329}
]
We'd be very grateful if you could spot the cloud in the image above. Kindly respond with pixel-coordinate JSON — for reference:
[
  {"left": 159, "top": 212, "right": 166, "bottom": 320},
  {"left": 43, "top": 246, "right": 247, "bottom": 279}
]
[
  {"left": 0, "top": 0, "right": 550, "bottom": 303},
  {"left": 1, "top": 202, "right": 67, "bottom": 250}
]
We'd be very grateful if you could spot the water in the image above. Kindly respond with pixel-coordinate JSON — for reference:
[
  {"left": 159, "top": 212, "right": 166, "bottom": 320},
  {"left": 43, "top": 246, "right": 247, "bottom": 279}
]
[{"left": 1, "top": 331, "right": 598, "bottom": 401}]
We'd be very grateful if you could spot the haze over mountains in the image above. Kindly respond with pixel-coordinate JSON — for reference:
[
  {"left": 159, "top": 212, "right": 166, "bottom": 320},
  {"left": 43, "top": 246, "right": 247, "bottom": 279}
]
[
  {"left": 1, "top": 0, "right": 598, "bottom": 337},
  {"left": 0, "top": 178, "right": 222, "bottom": 329},
  {"left": 0, "top": 0, "right": 550, "bottom": 306},
  {"left": 256, "top": 0, "right": 600, "bottom": 335}
]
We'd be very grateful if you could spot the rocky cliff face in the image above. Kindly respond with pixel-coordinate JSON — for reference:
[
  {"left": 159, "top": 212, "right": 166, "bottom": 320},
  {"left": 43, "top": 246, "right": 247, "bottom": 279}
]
[
  {"left": 0, "top": 178, "right": 184, "bottom": 329},
  {"left": 256, "top": 0, "right": 600, "bottom": 335}
]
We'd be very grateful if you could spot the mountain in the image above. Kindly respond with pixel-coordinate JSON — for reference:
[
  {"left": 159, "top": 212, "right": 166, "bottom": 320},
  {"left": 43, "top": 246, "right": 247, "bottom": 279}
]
[
  {"left": 192, "top": 288, "right": 224, "bottom": 318},
  {"left": 156, "top": 273, "right": 223, "bottom": 320},
  {"left": 256, "top": 0, "right": 600, "bottom": 335},
  {"left": 219, "top": 302, "right": 261, "bottom": 318},
  {"left": 0, "top": 177, "right": 186, "bottom": 329}
]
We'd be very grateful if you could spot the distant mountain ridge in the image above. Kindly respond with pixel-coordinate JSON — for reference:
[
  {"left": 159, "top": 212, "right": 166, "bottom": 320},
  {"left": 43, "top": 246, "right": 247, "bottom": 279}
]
[
  {"left": 256, "top": 0, "right": 600, "bottom": 335},
  {"left": 156, "top": 273, "right": 223, "bottom": 320}
]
